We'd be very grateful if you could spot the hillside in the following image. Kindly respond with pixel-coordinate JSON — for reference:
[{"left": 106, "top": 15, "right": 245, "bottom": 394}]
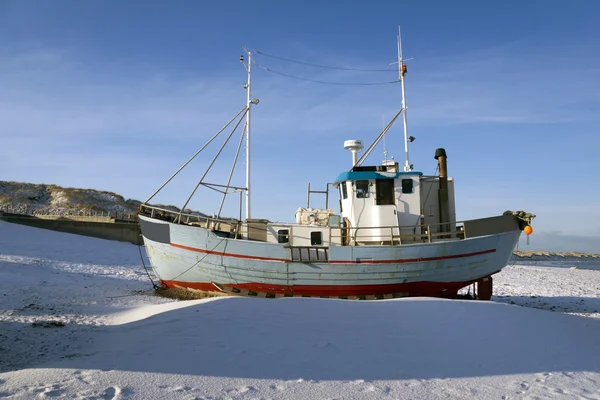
[
  {"left": 0, "top": 180, "right": 205, "bottom": 219},
  {"left": 0, "top": 180, "right": 144, "bottom": 216}
]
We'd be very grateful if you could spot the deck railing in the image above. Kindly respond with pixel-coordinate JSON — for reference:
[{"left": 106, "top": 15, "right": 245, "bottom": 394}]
[
  {"left": 353, "top": 223, "right": 463, "bottom": 244},
  {"left": 138, "top": 204, "right": 471, "bottom": 245}
]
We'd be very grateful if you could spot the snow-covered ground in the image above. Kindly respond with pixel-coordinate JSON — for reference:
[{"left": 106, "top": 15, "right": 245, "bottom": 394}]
[{"left": 1, "top": 221, "right": 600, "bottom": 400}]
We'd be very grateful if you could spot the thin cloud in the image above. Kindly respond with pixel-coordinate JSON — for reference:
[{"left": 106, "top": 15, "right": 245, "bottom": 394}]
[
  {"left": 2, "top": 39, "right": 596, "bottom": 151},
  {"left": 1, "top": 40, "right": 599, "bottom": 237}
]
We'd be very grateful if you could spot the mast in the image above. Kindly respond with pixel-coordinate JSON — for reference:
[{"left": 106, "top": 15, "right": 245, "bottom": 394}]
[
  {"left": 242, "top": 48, "right": 253, "bottom": 220},
  {"left": 397, "top": 26, "right": 412, "bottom": 172}
]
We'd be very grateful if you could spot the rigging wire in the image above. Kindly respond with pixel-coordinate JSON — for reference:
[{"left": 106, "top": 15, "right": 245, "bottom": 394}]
[
  {"left": 138, "top": 243, "right": 159, "bottom": 289},
  {"left": 354, "top": 108, "right": 404, "bottom": 168},
  {"left": 254, "top": 62, "right": 399, "bottom": 86},
  {"left": 200, "top": 183, "right": 228, "bottom": 195},
  {"left": 178, "top": 108, "right": 249, "bottom": 220},
  {"left": 143, "top": 105, "right": 249, "bottom": 204},
  {"left": 253, "top": 49, "right": 398, "bottom": 72},
  {"left": 217, "top": 121, "right": 247, "bottom": 218},
  {"left": 410, "top": 165, "right": 439, "bottom": 230},
  {"left": 421, "top": 165, "right": 439, "bottom": 215}
]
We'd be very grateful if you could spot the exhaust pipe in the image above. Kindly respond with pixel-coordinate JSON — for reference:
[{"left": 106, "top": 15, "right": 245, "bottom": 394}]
[{"left": 435, "top": 148, "right": 450, "bottom": 234}]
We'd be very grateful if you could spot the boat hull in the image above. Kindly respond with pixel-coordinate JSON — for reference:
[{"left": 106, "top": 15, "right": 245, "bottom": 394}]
[{"left": 139, "top": 215, "right": 521, "bottom": 298}]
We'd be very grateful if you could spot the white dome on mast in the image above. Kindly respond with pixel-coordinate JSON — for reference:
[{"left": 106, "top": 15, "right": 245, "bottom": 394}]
[{"left": 344, "top": 140, "right": 364, "bottom": 166}]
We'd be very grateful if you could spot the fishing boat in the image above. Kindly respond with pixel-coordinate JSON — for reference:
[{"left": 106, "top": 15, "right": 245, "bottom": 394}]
[{"left": 137, "top": 30, "right": 535, "bottom": 300}]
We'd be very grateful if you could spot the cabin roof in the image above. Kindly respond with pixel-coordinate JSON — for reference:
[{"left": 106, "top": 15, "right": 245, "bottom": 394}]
[{"left": 333, "top": 170, "right": 423, "bottom": 186}]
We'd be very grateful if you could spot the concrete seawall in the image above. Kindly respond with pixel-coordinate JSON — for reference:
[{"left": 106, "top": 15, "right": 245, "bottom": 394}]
[
  {"left": 34, "top": 215, "right": 115, "bottom": 223},
  {"left": 0, "top": 213, "right": 142, "bottom": 245}
]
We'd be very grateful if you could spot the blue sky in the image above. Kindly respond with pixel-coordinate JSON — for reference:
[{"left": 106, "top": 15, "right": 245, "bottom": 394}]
[{"left": 1, "top": 0, "right": 599, "bottom": 252}]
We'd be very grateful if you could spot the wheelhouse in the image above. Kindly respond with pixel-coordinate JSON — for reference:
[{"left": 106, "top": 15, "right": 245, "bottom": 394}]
[{"left": 333, "top": 161, "right": 456, "bottom": 245}]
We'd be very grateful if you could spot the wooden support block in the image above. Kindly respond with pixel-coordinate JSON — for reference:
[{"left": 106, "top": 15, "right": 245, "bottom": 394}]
[{"left": 477, "top": 276, "right": 493, "bottom": 301}]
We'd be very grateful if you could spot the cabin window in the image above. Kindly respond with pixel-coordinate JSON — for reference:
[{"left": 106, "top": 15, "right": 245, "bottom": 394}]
[
  {"left": 401, "top": 178, "right": 414, "bottom": 194},
  {"left": 375, "top": 179, "right": 395, "bottom": 205},
  {"left": 341, "top": 181, "right": 348, "bottom": 199},
  {"left": 355, "top": 180, "right": 370, "bottom": 198},
  {"left": 277, "top": 229, "right": 289, "bottom": 243},
  {"left": 310, "top": 231, "right": 323, "bottom": 246}
]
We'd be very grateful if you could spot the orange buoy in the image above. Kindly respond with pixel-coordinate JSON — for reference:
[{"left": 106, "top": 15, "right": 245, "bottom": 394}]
[{"left": 523, "top": 225, "right": 533, "bottom": 235}]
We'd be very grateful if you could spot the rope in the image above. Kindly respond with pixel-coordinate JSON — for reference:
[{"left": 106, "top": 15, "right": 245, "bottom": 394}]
[
  {"left": 254, "top": 49, "right": 398, "bottom": 72},
  {"left": 138, "top": 243, "right": 159, "bottom": 290},
  {"left": 254, "top": 63, "right": 399, "bottom": 86},
  {"left": 503, "top": 210, "right": 536, "bottom": 225}
]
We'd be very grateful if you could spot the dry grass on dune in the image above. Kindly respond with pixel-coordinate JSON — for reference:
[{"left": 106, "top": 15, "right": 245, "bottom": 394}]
[{"left": 153, "top": 287, "right": 225, "bottom": 301}]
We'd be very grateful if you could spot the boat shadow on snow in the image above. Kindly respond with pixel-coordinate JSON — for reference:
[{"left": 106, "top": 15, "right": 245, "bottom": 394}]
[{"left": 38, "top": 297, "right": 600, "bottom": 381}]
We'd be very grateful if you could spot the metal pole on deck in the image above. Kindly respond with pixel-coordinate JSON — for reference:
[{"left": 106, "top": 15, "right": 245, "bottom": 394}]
[
  {"left": 397, "top": 26, "right": 412, "bottom": 172},
  {"left": 241, "top": 48, "right": 259, "bottom": 220},
  {"left": 244, "top": 50, "right": 252, "bottom": 220}
]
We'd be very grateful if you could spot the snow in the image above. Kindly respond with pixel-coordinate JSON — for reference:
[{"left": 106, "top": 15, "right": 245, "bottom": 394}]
[
  {"left": 1, "top": 221, "right": 600, "bottom": 399},
  {"left": 493, "top": 263, "right": 600, "bottom": 319}
]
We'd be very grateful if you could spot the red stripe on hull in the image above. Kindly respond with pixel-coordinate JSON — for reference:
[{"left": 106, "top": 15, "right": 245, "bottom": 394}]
[
  {"left": 170, "top": 243, "right": 288, "bottom": 262},
  {"left": 160, "top": 278, "right": 496, "bottom": 298},
  {"left": 170, "top": 242, "right": 497, "bottom": 265}
]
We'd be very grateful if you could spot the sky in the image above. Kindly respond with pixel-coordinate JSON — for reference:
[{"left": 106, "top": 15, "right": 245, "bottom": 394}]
[{"left": 1, "top": 0, "right": 599, "bottom": 253}]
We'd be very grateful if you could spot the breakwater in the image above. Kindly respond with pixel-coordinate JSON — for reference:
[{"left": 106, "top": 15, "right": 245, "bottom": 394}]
[{"left": 0, "top": 212, "right": 142, "bottom": 245}]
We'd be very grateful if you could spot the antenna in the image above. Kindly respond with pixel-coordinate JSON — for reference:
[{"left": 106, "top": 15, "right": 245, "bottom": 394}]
[
  {"left": 382, "top": 114, "right": 388, "bottom": 163},
  {"left": 397, "top": 26, "right": 413, "bottom": 172}
]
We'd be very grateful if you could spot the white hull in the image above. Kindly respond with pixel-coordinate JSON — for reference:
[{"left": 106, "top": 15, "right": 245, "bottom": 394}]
[{"left": 140, "top": 215, "right": 521, "bottom": 298}]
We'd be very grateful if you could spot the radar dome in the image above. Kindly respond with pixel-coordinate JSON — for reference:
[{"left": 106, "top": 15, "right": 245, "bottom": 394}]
[{"left": 344, "top": 140, "right": 364, "bottom": 152}]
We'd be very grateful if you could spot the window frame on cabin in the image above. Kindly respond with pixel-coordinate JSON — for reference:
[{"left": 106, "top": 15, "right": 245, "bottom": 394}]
[
  {"left": 375, "top": 179, "right": 395, "bottom": 206},
  {"left": 277, "top": 229, "right": 290, "bottom": 243},
  {"left": 401, "top": 178, "right": 414, "bottom": 194},
  {"left": 310, "top": 231, "right": 323, "bottom": 246},
  {"left": 341, "top": 181, "right": 348, "bottom": 199},
  {"left": 355, "top": 180, "right": 370, "bottom": 198}
]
